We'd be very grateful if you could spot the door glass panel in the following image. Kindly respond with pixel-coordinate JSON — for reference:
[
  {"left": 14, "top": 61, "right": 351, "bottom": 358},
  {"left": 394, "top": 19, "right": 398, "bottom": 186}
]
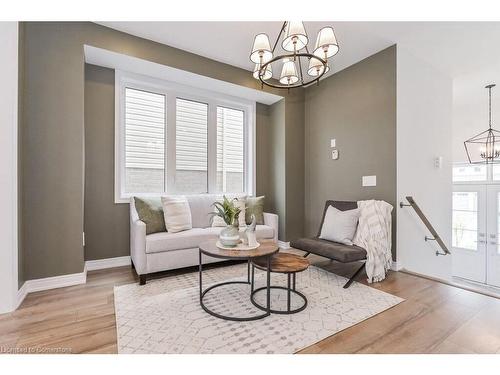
[{"left": 452, "top": 192, "right": 478, "bottom": 250}]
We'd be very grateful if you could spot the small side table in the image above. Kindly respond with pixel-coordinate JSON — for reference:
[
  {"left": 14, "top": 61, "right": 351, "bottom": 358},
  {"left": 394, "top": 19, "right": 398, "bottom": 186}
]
[{"left": 251, "top": 252, "right": 310, "bottom": 314}]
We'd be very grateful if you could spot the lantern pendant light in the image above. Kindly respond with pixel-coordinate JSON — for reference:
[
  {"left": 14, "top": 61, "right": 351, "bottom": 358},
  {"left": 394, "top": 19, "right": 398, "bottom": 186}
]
[{"left": 464, "top": 84, "right": 500, "bottom": 164}]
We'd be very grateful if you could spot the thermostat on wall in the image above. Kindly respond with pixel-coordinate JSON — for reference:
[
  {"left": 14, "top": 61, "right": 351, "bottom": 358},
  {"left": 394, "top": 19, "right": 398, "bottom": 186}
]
[{"left": 331, "top": 149, "right": 339, "bottom": 160}]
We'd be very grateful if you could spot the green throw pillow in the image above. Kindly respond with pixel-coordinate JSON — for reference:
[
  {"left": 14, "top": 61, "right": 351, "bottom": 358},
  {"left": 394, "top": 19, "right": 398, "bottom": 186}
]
[
  {"left": 245, "top": 196, "right": 265, "bottom": 225},
  {"left": 134, "top": 197, "right": 166, "bottom": 235}
]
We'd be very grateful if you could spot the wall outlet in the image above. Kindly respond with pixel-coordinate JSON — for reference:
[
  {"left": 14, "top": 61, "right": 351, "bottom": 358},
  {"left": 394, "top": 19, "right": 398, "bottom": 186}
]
[
  {"left": 331, "top": 149, "right": 339, "bottom": 160},
  {"left": 362, "top": 175, "right": 377, "bottom": 187},
  {"left": 330, "top": 139, "right": 336, "bottom": 148}
]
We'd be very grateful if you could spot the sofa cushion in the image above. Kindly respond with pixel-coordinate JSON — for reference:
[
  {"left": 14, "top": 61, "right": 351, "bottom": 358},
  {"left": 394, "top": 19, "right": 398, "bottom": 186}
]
[
  {"left": 187, "top": 194, "right": 218, "bottom": 228},
  {"left": 146, "top": 228, "right": 215, "bottom": 254},
  {"left": 146, "top": 224, "right": 276, "bottom": 254},
  {"left": 290, "top": 237, "right": 367, "bottom": 263}
]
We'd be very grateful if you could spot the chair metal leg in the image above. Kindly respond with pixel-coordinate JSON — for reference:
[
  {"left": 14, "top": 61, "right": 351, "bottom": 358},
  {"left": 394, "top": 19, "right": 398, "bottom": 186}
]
[
  {"left": 343, "top": 263, "right": 366, "bottom": 289},
  {"left": 303, "top": 252, "right": 310, "bottom": 258}
]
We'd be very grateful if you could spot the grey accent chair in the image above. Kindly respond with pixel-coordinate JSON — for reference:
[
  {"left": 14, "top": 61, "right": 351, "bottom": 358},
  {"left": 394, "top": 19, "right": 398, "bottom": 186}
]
[{"left": 290, "top": 200, "right": 367, "bottom": 288}]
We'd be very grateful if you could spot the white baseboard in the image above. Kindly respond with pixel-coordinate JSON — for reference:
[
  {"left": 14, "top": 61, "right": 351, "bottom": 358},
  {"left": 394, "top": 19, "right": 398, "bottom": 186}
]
[
  {"left": 391, "top": 261, "right": 403, "bottom": 271},
  {"left": 16, "top": 281, "right": 28, "bottom": 309},
  {"left": 16, "top": 266, "right": 87, "bottom": 309},
  {"left": 85, "top": 255, "right": 131, "bottom": 271},
  {"left": 277, "top": 240, "right": 290, "bottom": 249}
]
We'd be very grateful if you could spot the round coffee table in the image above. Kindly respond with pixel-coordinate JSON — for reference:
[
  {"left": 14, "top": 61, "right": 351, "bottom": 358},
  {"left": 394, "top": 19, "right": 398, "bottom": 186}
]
[
  {"left": 250, "top": 252, "right": 310, "bottom": 314},
  {"left": 198, "top": 240, "right": 279, "bottom": 322}
]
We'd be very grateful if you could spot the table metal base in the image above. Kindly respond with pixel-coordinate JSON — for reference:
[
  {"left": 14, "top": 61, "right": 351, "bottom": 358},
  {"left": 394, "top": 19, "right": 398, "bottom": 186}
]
[
  {"left": 250, "top": 266, "right": 307, "bottom": 315},
  {"left": 199, "top": 250, "right": 272, "bottom": 322}
]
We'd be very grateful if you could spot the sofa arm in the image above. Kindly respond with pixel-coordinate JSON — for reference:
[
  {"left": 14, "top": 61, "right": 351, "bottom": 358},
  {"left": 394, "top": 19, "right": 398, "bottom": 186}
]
[
  {"left": 130, "top": 219, "right": 147, "bottom": 275},
  {"left": 263, "top": 212, "right": 279, "bottom": 243}
]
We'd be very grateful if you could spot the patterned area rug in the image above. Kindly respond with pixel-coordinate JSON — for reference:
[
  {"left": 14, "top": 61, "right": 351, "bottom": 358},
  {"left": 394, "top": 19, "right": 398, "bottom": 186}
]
[{"left": 114, "top": 264, "right": 403, "bottom": 354}]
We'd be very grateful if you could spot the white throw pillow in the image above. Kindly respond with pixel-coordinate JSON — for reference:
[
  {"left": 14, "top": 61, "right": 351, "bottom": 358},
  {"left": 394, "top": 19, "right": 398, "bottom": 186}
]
[
  {"left": 211, "top": 197, "right": 247, "bottom": 227},
  {"left": 319, "top": 206, "right": 360, "bottom": 245},
  {"left": 161, "top": 196, "right": 192, "bottom": 233}
]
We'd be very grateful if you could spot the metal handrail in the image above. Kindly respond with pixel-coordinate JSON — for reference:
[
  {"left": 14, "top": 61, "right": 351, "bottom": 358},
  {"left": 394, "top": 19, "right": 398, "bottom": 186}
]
[{"left": 400, "top": 196, "right": 451, "bottom": 256}]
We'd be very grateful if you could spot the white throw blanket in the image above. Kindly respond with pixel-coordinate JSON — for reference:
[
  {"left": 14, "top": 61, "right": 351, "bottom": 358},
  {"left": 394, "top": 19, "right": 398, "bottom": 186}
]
[{"left": 353, "top": 200, "right": 393, "bottom": 283}]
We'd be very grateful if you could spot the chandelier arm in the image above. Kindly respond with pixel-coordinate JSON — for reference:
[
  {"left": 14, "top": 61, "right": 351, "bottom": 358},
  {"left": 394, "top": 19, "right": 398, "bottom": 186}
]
[
  {"left": 259, "top": 52, "right": 327, "bottom": 89},
  {"left": 271, "top": 22, "right": 287, "bottom": 54}
]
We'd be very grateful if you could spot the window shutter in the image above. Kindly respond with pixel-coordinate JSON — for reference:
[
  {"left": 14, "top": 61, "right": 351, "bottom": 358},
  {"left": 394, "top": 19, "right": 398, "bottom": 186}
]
[
  {"left": 176, "top": 98, "right": 208, "bottom": 171},
  {"left": 217, "top": 107, "right": 244, "bottom": 192},
  {"left": 125, "top": 88, "right": 165, "bottom": 170}
]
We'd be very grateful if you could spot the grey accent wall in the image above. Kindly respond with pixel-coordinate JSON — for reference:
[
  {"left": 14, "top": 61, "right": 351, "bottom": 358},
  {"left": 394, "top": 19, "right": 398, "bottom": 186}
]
[
  {"left": 84, "top": 65, "right": 130, "bottom": 260},
  {"left": 304, "top": 45, "right": 397, "bottom": 258},
  {"left": 268, "top": 99, "right": 286, "bottom": 238},
  {"left": 20, "top": 22, "right": 304, "bottom": 273}
]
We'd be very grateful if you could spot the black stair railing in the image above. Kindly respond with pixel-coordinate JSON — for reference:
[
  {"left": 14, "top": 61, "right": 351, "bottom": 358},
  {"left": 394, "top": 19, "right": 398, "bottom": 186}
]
[{"left": 400, "top": 196, "right": 451, "bottom": 256}]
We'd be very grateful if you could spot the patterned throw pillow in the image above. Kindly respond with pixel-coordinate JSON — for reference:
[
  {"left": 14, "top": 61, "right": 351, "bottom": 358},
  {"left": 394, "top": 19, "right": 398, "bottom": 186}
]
[
  {"left": 245, "top": 196, "right": 265, "bottom": 225},
  {"left": 133, "top": 197, "right": 166, "bottom": 235}
]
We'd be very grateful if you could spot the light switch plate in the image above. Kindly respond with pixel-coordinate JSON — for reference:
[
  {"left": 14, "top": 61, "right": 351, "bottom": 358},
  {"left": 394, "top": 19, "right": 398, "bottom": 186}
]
[
  {"left": 330, "top": 139, "right": 336, "bottom": 148},
  {"left": 362, "top": 175, "right": 377, "bottom": 187}
]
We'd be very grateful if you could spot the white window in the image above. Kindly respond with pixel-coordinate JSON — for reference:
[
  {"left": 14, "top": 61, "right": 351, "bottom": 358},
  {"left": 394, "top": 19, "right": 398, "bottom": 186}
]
[
  {"left": 452, "top": 164, "right": 487, "bottom": 182},
  {"left": 115, "top": 71, "right": 255, "bottom": 203}
]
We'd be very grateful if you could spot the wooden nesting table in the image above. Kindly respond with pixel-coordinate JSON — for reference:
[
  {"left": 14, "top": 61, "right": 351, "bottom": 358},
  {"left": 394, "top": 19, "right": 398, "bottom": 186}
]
[{"left": 251, "top": 252, "right": 310, "bottom": 314}]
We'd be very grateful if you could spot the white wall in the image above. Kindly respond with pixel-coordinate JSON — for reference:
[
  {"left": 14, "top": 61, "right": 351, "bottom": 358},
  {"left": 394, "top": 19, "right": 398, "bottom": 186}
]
[
  {"left": 397, "top": 46, "right": 453, "bottom": 281},
  {"left": 0, "top": 22, "right": 19, "bottom": 313}
]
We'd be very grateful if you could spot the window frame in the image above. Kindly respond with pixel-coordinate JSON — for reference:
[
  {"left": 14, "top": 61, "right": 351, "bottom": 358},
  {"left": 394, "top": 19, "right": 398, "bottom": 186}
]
[{"left": 115, "top": 70, "right": 256, "bottom": 203}]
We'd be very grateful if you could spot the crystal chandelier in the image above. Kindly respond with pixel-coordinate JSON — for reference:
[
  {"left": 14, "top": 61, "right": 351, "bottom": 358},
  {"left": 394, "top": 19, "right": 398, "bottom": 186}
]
[
  {"left": 250, "top": 22, "right": 339, "bottom": 90},
  {"left": 464, "top": 84, "right": 500, "bottom": 164}
]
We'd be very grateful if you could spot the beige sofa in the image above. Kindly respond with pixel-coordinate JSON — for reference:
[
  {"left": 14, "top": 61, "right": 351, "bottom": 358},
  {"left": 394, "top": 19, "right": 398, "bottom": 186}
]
[{"left": 130, "top": 194, "right": 279, "bottom": 284}]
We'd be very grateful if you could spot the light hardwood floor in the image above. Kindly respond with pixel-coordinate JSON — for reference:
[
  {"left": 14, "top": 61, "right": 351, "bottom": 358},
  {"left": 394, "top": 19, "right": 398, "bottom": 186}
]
[{"left": 1, "top": 253, "right": 500, "bottom": 354}]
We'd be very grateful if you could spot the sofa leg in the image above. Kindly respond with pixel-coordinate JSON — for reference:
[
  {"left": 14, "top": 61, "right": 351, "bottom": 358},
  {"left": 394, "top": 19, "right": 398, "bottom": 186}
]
[
  {"left": 139, "top": 274, "right": 147, "bottom": 285},
  {"left": 343, "top": 263, "right": 366, "bottom": 289},
  {"left": 131, "top": 260, "right": 135, "bottom": 270}
]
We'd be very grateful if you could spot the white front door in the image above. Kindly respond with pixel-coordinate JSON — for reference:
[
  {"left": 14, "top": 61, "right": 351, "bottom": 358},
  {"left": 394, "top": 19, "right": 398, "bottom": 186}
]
[
  {"left": 487, "top": 185, "right": 500, "bottom": 287},
  {"left": 452, "top": 185, "right": 487, "bottom": 283}
]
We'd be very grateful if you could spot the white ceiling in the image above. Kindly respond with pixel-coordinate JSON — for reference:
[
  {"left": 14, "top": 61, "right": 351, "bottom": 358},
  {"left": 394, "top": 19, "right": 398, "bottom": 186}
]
[{"left": 98, "top": 21, "right": 500, "bottom": 80}]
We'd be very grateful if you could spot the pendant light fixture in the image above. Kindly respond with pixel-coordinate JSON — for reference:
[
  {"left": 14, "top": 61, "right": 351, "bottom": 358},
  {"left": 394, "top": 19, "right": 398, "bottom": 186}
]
[
  {"left": 464, "top": 84, "right": 500, "bottom": 164},
  {"left": 250, "top": 21, "right": 339, "bottom": 90}
]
